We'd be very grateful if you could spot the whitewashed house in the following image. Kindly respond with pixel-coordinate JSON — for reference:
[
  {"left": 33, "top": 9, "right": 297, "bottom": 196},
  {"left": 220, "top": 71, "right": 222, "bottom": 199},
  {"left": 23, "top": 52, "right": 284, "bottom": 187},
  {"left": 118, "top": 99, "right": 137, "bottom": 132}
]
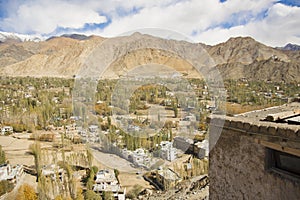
[
  {"left": 93, "top": 169, "right": 126, "bottom": 200},
  {"left": 1, "top": 126, "right": 13, "bottom": 135},
  {"left": 131, "top": 148, "right": 151, "bottom": 168},
  {"left": 0, "top": 164, "right": 23, "bottom": 183}
]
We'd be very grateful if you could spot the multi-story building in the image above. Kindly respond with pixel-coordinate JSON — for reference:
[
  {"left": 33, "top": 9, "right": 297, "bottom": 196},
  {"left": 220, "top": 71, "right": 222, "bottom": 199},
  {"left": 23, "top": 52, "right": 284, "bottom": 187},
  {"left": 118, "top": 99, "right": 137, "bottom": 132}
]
[
  {"left": 160, "top": 141, "right": 176, "bottom": 161},
  {"left": 93, "top": 169, "right": 126, "bottom": 200}
]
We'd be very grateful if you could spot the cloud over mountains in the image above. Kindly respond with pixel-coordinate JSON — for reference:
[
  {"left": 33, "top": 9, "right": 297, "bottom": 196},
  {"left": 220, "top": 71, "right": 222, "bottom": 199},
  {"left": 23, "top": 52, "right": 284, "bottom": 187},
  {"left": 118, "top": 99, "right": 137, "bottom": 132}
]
[{"left": 0, "top": 0, "right": 299, "bottom": 46}]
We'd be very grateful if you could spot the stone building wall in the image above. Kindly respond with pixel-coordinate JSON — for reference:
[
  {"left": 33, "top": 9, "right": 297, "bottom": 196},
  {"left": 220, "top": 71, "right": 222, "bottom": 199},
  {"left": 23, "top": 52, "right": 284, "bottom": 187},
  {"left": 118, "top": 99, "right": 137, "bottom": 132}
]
[{"left": 209, "top": 116, "right": 300, "bottom": 200}]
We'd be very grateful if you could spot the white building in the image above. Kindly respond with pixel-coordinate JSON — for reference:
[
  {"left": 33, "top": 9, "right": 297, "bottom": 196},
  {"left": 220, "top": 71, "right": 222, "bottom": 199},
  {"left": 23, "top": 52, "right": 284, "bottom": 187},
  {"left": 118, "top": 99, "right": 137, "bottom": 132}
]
[
  {"left": 41, "top": 164, "right": 64, "bottom": 181},
  {"left": 89, "top": 125, "right": 99, "bottom": 133},
  {"left": 194, "top": 139, "right": 209, "bottom": 159},
  {"left": 1, "top": 126, "right": 13, "bottom": 135},
  {"left": 160, "top": 141, "right": 176, "bottom": 161},
  {"left": 93, "top": 169, "right": 126, "bottom": 200},
  {"left": 131, "top": 148, "right": 151, "bottom": 168},
  {"left": 0, "top": 164, "right": 23, "bottom": 183},
  {"left": 183, "top": 114, "right": 196, "bottom": 122}
]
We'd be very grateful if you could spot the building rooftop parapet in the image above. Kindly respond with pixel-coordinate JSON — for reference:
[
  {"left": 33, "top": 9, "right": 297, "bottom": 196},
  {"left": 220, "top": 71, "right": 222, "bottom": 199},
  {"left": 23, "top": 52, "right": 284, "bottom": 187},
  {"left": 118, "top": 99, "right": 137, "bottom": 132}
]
[{"left": 208, "top": 102, "right": 300, "bottom": 150}]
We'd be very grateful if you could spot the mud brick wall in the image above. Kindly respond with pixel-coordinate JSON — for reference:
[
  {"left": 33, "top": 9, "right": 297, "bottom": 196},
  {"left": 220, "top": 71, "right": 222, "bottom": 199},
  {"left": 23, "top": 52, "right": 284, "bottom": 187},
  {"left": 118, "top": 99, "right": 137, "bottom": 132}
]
[{"left": 209, "top": 118, "right": 300, "bottom": 200}]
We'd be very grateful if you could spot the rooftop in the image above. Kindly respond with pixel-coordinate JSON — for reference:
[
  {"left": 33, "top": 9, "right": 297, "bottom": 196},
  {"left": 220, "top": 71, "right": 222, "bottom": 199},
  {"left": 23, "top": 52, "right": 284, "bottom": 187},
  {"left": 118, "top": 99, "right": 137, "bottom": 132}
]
[
  {"left": 157, "top": 168, "right": 181, "bottom": 181},
  {"left": 209, "top": 102, "right": 300, "bottom": 151},
  {"left": 236, "top": 102, "right": 300, "bottom": 123},
  {"left": 95, "top": 169, "right": 118, "bottom": 183}
]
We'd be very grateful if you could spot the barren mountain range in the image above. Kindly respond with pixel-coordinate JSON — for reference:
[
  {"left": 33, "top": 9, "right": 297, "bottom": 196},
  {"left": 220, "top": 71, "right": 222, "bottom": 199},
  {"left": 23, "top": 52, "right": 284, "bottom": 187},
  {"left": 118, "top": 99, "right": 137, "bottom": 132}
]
[{"left": 0, "top": 32, "right": 299, "bottom": 82}]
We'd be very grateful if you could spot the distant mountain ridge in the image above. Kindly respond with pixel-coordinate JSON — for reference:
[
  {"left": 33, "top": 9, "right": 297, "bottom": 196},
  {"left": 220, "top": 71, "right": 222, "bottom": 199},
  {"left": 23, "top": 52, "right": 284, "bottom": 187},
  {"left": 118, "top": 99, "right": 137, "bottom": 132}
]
[
  {"left": 0, "top": 32, "right": 300, "bottom": 82},
  {"left": 0, "top": 31, "right": 91, "bottom": 43},
  {"left": 278, "top": 43, "right": 300, "bottom": 51},
  {"left": 46, "top": 34, "right": 89, "bottom": 41}
]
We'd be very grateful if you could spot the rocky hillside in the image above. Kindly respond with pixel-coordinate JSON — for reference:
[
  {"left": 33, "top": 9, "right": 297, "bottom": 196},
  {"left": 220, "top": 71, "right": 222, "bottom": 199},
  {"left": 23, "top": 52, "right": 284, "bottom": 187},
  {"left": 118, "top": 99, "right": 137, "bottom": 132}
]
[
  {"left": 0, "top": 33, "right": 299, "bottom": 82},
  {"left": 206, "top": 37, "right": 300, "bottom": 82},
  {"left": 0, "top": 35, "right": 105, "bottom": 77}
]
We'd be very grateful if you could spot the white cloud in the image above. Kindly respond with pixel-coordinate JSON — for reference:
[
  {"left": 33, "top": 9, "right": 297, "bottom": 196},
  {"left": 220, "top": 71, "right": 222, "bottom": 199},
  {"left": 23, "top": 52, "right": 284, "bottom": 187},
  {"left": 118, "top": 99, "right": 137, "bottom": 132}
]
[
  {"left": 98, "top": 0, "right": 225, "bottom": 37},
  {"left": 194, "top": 3, "right": 300, "bottom": 46},
  {"left": 0, "top": 0, "right": 299, "bottom": 46},
  {"left": 0, "top": 0, "right": 107, "bottom": 34},
  {"left": 97, "top": 0, "right": 277, "bottom": 42}
]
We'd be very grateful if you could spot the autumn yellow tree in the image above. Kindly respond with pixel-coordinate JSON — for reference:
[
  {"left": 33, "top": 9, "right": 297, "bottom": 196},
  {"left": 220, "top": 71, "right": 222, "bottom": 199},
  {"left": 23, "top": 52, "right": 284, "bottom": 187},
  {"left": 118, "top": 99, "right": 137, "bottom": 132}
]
[{"left": 16, "top": 184, "right": 37, "bottom": 200}]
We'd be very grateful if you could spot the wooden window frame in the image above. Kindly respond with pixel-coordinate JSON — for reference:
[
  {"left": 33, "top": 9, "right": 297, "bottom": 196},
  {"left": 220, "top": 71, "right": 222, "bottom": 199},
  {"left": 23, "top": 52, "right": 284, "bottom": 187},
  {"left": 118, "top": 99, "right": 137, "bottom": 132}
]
[{"left": 266, "top": 147, "right": 300, "bottom": 181}]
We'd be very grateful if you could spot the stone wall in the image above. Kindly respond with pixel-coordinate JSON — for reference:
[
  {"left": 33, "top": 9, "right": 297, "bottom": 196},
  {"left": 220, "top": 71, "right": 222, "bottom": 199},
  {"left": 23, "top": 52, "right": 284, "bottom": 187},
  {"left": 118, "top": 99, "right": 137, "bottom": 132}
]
[{"left": 209, "top": 117, "right": 300, "bottom": 200}]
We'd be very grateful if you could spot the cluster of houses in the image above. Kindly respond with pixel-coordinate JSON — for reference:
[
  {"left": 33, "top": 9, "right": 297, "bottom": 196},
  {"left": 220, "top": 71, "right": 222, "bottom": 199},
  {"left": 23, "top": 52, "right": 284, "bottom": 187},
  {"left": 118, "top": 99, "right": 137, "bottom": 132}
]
[
  {"left": 226, "top": 79, "right": 300, "bottom": 104},
  {"left": 63, "top": 122, "right": 102, "bottom": 144},
  {"left": 40, "top": 164, "right": 127, "bottom": 200},
  {"left": 89, "top": 165, "right": 182, "bottom": 197},
  {"left": 117, "top": 137, "right": 208, "bottom": 170},
  {"left": 119, "top": 140, "right": 179, "bottom": 169}
]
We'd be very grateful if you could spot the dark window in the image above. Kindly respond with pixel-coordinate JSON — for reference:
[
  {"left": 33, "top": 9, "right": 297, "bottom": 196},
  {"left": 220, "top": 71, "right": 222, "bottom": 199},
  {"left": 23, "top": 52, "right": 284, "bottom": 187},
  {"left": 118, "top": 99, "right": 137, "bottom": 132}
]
[{"left": 266, "top": 148, "right": 300, "bottom": 180}]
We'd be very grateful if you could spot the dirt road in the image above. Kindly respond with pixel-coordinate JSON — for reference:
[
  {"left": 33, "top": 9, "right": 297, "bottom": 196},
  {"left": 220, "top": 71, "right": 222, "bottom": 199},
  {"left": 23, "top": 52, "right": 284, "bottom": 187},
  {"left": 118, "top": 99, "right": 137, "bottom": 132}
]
[{"left": 0, "top": 135, "right": 34, "bottom": 166}]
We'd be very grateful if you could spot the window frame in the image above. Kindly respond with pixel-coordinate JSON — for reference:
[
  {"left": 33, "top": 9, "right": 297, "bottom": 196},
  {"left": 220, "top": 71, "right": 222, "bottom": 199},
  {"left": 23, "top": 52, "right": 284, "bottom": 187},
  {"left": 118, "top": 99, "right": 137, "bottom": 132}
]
[{"left": 266, "top": 147, "right": 300, "bottom": 181}]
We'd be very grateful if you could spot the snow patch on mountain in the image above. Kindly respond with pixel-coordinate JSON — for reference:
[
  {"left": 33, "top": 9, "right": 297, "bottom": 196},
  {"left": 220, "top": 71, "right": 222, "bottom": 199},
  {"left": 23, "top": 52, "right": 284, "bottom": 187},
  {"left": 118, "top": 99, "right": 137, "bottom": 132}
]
[{"left": 0, "top": 31, "right": 44, "bottom": 42}]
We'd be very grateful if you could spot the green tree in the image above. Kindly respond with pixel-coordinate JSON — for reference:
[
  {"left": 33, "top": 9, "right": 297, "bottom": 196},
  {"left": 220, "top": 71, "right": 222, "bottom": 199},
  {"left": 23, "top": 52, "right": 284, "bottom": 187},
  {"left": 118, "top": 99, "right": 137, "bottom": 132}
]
[
  {"left": 86, "top": 169, "right": 95, "bottom": 190},
  {"left": 172, "top": 101, "right": 178, "bottom": 118},
  {"left": 0, "top": 180, "right": 14, "bottom": 196},
  {"left": 114, "top": 169, "right": 120, "bottom": 182},
  {"left": 86, "top": 148, "right": 93, "bottom": 167},
  {"left": 0, "top": 145, "right": 6, "bottom": 164},
  {"left": 102, "top": 191, "right": 114, "bottom": 200},
  {"left": 85, "top": 190, "right": 102, "bottom": 200},
  {"left": 29, "top": 142, "right": 41, "bottom": 181}
]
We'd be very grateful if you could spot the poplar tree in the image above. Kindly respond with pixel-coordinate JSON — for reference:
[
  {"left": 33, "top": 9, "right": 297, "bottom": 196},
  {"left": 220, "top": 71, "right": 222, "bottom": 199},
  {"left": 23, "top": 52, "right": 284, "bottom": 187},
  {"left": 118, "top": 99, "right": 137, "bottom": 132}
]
[{"left": 0, "top": 145, "right": 6, "bottom": 164}]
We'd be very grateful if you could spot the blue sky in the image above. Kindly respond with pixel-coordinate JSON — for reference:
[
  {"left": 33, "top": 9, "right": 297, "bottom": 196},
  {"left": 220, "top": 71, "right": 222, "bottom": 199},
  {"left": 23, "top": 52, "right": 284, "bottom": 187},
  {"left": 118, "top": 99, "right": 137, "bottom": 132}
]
[{"left": 0, "top": 0, "right": 299, "bottom": 46}]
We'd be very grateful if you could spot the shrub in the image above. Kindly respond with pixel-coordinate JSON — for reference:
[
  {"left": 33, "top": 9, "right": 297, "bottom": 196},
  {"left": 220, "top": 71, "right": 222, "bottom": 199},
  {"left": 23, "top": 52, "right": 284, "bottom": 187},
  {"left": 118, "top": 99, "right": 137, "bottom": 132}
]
[
  {"left": 11, "top": 123, "right": 26, "bottom": 133},
  {"left": 16, "top": 184, "right": 37, "bottom": 200},
  {"left": 84, "top": 190, "right": 102, "bottom": 200},
  {"left": 126, "top": 184, "right": 143, "bottom": 199},
  {"left": 0, "top": 180, "right": 14, "bottom": 196},
  {"left": 102, "top": 191, "right": 114, "bottom": 200}
]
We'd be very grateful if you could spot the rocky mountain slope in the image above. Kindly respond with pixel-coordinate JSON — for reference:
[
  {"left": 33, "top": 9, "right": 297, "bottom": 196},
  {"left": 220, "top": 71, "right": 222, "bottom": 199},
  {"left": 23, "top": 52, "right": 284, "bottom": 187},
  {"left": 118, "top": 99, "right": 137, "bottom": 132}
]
[
  {"left": 205, "top": 37, "right": 300, "bottom": 82},
  {"left": 0, "top": 32, "right": 299, "bottom": 82}
]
